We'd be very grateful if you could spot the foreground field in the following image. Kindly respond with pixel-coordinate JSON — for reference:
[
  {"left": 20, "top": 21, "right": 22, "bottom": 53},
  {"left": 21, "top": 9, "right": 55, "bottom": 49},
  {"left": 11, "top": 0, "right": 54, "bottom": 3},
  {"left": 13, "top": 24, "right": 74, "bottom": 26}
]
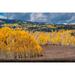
[
  {"left": 42, "top": 45, "right": 75, "bottom": 61},
  {"left": 18, "top": 45, "right": 75, "bottom": 61},
  {"left": 0, "top": 26, "right": 75, "bottom": 61},
  {"left": 0, "top": 45, "right": 75, "bottom": 61}
]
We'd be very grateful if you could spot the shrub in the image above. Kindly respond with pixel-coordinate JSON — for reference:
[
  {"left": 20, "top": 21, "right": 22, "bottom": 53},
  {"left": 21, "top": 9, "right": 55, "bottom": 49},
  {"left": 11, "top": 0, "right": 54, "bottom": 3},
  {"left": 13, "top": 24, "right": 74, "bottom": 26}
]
[{"left": 0, "top": 27, "right": 42, "bottom": 59}]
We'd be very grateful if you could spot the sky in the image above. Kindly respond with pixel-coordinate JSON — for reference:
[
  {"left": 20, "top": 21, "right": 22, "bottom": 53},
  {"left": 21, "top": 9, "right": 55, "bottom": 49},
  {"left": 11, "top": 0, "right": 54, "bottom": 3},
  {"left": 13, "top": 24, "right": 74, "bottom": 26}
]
[{"left": 0, "top": 13, "right": 75, "bottom": 24}]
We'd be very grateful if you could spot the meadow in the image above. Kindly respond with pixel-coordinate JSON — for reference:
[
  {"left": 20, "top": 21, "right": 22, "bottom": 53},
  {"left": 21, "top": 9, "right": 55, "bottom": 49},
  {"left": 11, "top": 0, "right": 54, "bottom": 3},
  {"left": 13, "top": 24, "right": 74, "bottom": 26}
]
[{"left": 0, "top": 23, "right": 75, "bottom": 61}]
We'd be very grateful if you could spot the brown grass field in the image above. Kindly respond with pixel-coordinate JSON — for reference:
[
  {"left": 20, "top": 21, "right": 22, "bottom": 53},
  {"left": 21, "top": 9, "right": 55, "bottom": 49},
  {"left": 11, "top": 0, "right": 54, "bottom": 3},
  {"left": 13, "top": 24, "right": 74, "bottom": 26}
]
[
  {"left": 23, "top": 45, "right": 75, "bottom": 62},
  {"left": 0, "top": 45, "right": 75, "bottom": 62}
]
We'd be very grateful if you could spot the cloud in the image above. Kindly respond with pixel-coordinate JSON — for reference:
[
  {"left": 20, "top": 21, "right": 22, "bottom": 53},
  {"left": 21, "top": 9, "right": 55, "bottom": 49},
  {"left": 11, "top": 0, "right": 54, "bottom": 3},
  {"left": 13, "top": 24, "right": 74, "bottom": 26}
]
[
  {"left": 66, "top": 15, "right": 75, "bottom": 23},
  {"left": 0, "top": 13, "right": 15, "bottom": 19},
  {"left": 0, "top": 15, "right": 7, "bottom": 19},
  {"left": 30, "top": 13, "right": 47, "bottom": 22},
  {"left": 4, "top": 13, "right": 15, "bottom": 19}
]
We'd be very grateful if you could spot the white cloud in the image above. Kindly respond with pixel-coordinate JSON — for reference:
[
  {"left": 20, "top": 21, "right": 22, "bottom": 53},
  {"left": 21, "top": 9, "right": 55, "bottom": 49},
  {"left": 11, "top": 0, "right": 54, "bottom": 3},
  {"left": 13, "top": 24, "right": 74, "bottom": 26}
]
[
  {"left": 66, "top": 16, "right": 75, "bottom": 23},
  {"left": 30, "top": 13, "right": 47, "bottom": 22},
  {"left": 2, "top": 13, "right": 15, "bottom": 19},
  {"left": 0, "top": 15, "right": 7, "bottom": 19}
]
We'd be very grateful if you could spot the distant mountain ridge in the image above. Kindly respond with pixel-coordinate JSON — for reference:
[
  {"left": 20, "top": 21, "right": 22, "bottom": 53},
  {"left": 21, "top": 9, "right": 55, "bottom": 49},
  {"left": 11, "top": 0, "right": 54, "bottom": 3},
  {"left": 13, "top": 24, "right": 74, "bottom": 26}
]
[
  {"left": 1, "top": 13, "right": 75, "bottom": 24},
  {"left": 1, "top": 14, "right": 75, "bottom": 25},
  {"left": 0, "top": 18, "right": 47, "bottom": 25}
]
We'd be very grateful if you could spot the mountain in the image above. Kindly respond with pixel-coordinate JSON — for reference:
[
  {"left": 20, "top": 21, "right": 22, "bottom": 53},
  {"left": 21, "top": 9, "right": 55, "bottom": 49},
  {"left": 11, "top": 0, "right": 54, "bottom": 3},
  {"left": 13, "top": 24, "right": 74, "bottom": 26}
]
[
  {"left": 1, "top": 13, "right": 75, "bottom": 24},
  {"left": 0, "top": 18, "right": 17, "bottom": 24}
]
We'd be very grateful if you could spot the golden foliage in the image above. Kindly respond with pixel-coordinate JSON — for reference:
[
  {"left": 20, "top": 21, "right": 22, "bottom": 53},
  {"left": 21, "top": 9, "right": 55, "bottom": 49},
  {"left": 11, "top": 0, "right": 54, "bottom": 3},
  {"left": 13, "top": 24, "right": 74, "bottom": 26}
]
[
  {"left": 33, "top": 30, "right": 75, "bottom": 46},
  {"left": 0, "top": 26, "right": 75, "bottom": 59},
  {"left": 0, "top": 27, "right": 42, "bottom": 58},
  {"left": 33, "top": 32, "right": 50, "bottom": 45}
]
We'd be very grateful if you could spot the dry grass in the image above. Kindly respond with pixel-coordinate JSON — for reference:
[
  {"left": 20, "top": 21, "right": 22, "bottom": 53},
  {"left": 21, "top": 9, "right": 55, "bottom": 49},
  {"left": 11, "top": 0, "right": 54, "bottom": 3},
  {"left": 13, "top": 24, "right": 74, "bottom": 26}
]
[{"left": 0, "top": 27, "right": 42, "bottom": 59}]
